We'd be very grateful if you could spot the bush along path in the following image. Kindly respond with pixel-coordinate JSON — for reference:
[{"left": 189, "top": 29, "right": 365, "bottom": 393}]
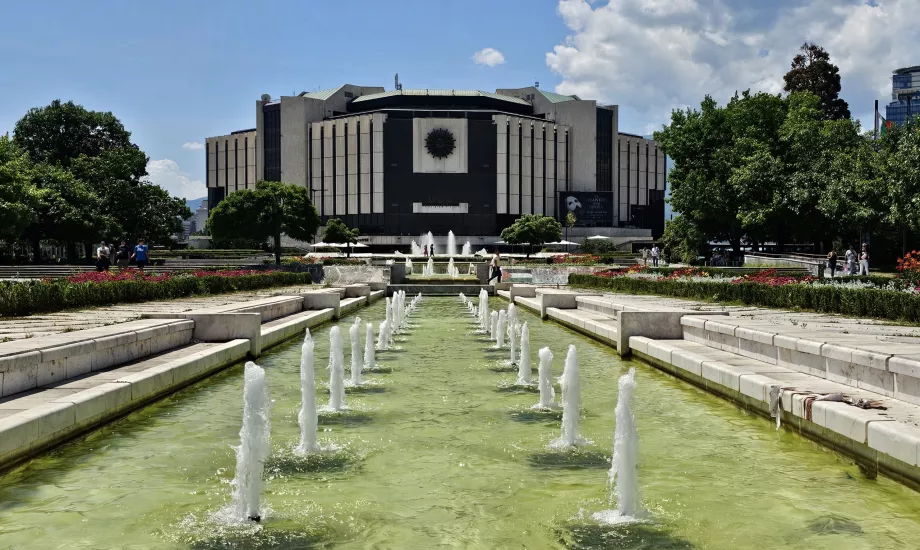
[
  {"left": 0, "top": 269, "right": 313, "bottom": 317},
  {"left": 569, "top": 266, "right": 920, "bottom": 324}
]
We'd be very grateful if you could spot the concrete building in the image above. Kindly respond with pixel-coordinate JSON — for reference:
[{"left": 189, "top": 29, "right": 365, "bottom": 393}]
[
  {"left": 886, "top": 66, "right": 920, "bottom": 126},
  {"left": 205, "top": 84, "right": 666, "bottom": 247}
]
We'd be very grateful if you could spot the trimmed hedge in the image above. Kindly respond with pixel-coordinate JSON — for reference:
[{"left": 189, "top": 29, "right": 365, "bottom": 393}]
[
  {"left": 569, "top": 273, "right": 920, "bottom": 323},
  {"left": 0, "top": 271, "right": 313, "bottom": 317}
]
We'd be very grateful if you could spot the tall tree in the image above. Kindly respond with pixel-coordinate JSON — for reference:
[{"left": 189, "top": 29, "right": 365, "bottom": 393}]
[
  {"left": 208, "top": 181, "right": 320, "bottom": 264},
  {"left": 322, "top": 218, "right": 360, "bottom": 257},
  {"left": 0, "top": 135, "right": 40, "bottom": 240},
  {"left": 783, "top": 42, "right": 850, "bottom": 120},
  {"left": 500, "top": 214, "right": 562, "bottom": 257}
]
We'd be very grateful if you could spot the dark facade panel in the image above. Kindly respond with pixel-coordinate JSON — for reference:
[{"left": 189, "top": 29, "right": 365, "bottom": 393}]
[
  {"left": 596, "top": 108, "right": 614, "bottom": 192},
  {"left": 381, "top": 118, "right": 498, "bottom": 236},
  {"left": 262, "top": 103, "right": 281, "bottom": 181}
]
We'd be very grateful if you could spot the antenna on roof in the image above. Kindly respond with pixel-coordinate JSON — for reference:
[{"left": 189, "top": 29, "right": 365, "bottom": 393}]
[{"left": 395, "top": 73, "right": 403, "bottom": 91}]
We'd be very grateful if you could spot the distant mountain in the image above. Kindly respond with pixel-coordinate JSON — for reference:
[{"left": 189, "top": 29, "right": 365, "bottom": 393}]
[{"left": 185, "top": 197, "right": 206, "bottom": 211}]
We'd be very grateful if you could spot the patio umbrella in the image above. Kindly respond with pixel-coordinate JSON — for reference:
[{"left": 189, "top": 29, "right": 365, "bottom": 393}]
[{"left": 586, "top": 235, "right": 611, "bottom": 240}]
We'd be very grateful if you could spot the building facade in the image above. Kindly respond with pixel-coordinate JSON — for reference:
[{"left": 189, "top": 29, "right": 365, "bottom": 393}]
[
  {"left": 886, "top": 66, "right": 920, "bottom": 126},
  {"left": 205, "top": 84, "right": 666, "bottom": 239}
]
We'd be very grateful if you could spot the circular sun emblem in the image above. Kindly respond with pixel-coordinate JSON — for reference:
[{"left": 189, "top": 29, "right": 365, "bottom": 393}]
[{"left": 425, "top": 128, "right": 456, "bottom": 159}]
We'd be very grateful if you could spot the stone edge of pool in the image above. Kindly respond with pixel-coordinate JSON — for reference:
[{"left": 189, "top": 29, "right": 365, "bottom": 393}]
[
  {"left": 498, "top": 285, "right": 920, "bottom": 493},
  {"left": 0, "top": 285, "right": 384, "bottom": 473}
]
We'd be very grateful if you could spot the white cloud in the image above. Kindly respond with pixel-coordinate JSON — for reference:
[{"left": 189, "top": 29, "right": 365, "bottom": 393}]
[
  {"left": 146, "top": 159, "right": 206, "bottom": 200},
  {"left": 182, "top": 142, "right": 204, "bottom": 150},
  {"left": 546, "top": 0, "right": 920, "bottom": 131},
  {"left": 472, "top": 47, "right": 506, "bottom": 67}
]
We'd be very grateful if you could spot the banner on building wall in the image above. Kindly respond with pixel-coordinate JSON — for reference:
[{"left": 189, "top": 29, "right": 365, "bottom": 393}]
[{"left": 557, "top": 191, "right": 613, "bottom": 226}]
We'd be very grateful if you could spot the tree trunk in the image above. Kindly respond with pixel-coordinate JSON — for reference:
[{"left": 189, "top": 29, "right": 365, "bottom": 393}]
[
  {"left": 729, "top": 234, "right": 742, "bottom": 258},
  {"left": 84, "top": 243, "right": 93, "bottom": 262},
  {"left": 347, "top": 243, "right": 352, "bottom": 258},
  {"left": 274, "top": 233, "right": 282, "bottom": 265},
  {"left": 32, "top": 239, "right": 42, "bottom": 263}
]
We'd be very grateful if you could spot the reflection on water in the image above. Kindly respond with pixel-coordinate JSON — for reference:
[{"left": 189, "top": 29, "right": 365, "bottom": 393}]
[{"left": 1, "top": 297, "right": 920, "bottom": 549}]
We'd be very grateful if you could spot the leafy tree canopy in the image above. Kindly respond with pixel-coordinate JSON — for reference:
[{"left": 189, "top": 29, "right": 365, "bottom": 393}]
[
  {"left": 501, "top": 214, "right": 562, "bottom": 256},
  {"left": 208, "top": 181, "right": 320, "bottom": 264},
  {"left": 322, "top": 218, "right": 360, "bottom": 256},
  {"left": 783, "top": 42, "right": 850, "bottom": 120},
  {"left": 0, "top": 135, "right": 40, "bottom": 239}
]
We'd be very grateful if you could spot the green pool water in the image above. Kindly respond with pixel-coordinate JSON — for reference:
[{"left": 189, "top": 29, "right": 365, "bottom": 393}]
[{"left": 2, "top": 297, "right": 920, "bottom": 549}]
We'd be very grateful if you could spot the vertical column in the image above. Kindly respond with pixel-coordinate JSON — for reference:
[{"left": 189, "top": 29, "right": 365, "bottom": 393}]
[
  {"left": 372, "top": 113, "right": 385, "bottom": 214},
  {"left": 533, "top": 124, "right": 544, "bottom": 215},
  {"left": 322, "top": 121, "right": 334, "bottom": 217},
  {"left": 347, "top": 119, "right": 358, "bottom": 215},
  {"left": 216, "top": 140, "right": 226, "bottom": 195},
  {"left": 359, "top": 115, "right": 371, "bottom": 214},
  {"left": 545, "top": 126, "right": 555, "bottom": 216},
  {"left": 207, "top": 141, "right": 217, "bottom": 189},
  {"left": 522, "top": 122, "right": 533, "bottom": 214},
  {"left": 556, "top": 128, "right": 567, "bottom": 193},
  {"left": 656, "top": 146, "right": 666, "bottom": 191},
  {"left": 638, "top": 140, "right": 648, "bottom": 206},
  {"left": 310, "top": 124, "right": 321, "bottom": 205},
  {"left": 495, "top": 115, "right": 508, "bottom": 214},
  {"left": 245, "top": 136, "right": 254, "bottom": 190},
  {"left": 509, "top": 118, "right": 520, "bottom": 215},
  {"left": 335, "top": 119, "right": 346, "bottom": 216}
]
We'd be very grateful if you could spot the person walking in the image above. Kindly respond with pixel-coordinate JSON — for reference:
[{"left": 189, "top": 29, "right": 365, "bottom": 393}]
[
  {"left": 487, "top": 249, "right": 502, "bottom": 284},
  {"left": 826, "top": 249, "right": 838, "bottom": 278},
  {"left": 430, "top": 243, "right": 435, "bottom": 256},
  {"left": 116, "top": 240, "right": 131, "bottom": 268},
  {"left": 95, "top": 241, "right": 111, "bottom": 272},
  {"left": 640, "top": 247, "right": 649, "bottom": 266},
  {"left": 423, "top": 245, "right": 428, "bottom": 257},
  {"left": 858, "top": 243, "right": 870, "bottom": 276},
  {"left": 130, "top": 238, "right": 149, "bottom": 271},
  {"left": 651, "top": 245, "right": 661, "bottom": 267},
  {"left": 845, "top": 245, "right": 857, "bottom": 276}
]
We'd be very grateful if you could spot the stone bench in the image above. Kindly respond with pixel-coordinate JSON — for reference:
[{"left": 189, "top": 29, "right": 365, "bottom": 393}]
[
  {"left": 680, "top": 315, "right": 920, "bottom": 406},
  {"left": 0, "top": 319, "right": 193, "bottom": 398}
]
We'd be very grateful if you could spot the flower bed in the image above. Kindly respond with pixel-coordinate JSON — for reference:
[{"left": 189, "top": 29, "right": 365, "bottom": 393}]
[
  {"left": 570, "top": 267, "right": 920, "bottom": 323},
  {"left": 0, "top": 269, "right": 313, "bottom": 317}
]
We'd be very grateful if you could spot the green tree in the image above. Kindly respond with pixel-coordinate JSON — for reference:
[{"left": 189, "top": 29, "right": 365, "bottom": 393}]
[
  {"left": 876, "top": 121, "right": 920, "bottom": 236},
  {"left": 207, "top": 181, "right": 320, "bottom": 264},
  {"left": 783, "top": 43, "right": 850, "bottom": 120},
  {"left": 659, "top": 215, "right": 707, "bottom": 264},
  {"left": 322, "top": 218, "right": 360, "bottom": 257},
  {"left": 500, "top": 214, "right": 562, "bottom": 257},
  {"left": 0, "top": 135, "right": 40, "bottom": 240},
  {"left": 565, "top": 211, "right": 577, "bottom": 241}
]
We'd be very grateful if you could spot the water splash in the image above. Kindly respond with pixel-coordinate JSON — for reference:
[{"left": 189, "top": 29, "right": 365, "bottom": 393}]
[
  {"left": 228, "top": 361, "right": 271, "bottom": 523},
  {"left": 535, "top": 346, "right": 556, "bottom": 409},
  {"left": 296, "top": 331, "right": 319, "bottom": 455},
  {"left": 490, "top": 310, "right": 498, "bottom": 341},
  {"left": 509, "top": 319, "right": 518, "bottom": 365},
  {"left": 593, "top": 368, "right": 644, "bottom": 525},
  {"left": 327, "top": 327, "right": 346, "bottom": 411},
  {"left": 423, "top": 257, "right": 435, "bottom": 277},
  {"left": 349, "top": 321, "right": 362, "bottom": 387},
  {"left": 516, "top": 322, "right": 532, "bottom": 385},
  {"left": 550, "top": 345, "right": 587, "bottom": 448},
  {"left": 447, "top": 257, "right": 459, "bottom": 278},
  {"left": 447, "top": 230, "right": 457, "bottom": 256},
  {"left": 405, "top": 256, "right": 414, "bottom": 274},
  {"left": 411, "top": 240, "right": 422, "bottom": 255},
  {"left": 461, "top": 241, "right": 472, "bottom": 255},
  {"left": 479, "top": 290, "right": 489, "bottom": 332},
  {"left": 363, "top": 322, "right": 375, "bottom": 370},
  {"left": 496, "top": 310, "right": 507, "bottom": 349},
  {"left": 377, "top": 320, "right": 390, "bottom": 351}
]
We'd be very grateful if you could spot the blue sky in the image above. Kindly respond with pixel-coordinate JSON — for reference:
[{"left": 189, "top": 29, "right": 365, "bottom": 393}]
[{"left": 0, "top": 0, "right": 913, "bottom": 203}]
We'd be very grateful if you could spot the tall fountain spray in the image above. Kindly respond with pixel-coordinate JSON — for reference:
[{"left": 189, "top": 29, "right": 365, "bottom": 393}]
[
  {"left": 447, "top": 257, "right": 458, "bottom": 278},
  {"left": 405, "top": 256, "right": 414, "bottom": 274},
  {"left": 536, "top": 347, "right": 555, "bottom": 408},
  {"left": 328, "top": 327, "right": 346, "bottom": 411},
  {"left": 297, "top": 330, "right": 319, "bottom": 454},
  {"left": 490, "top": 310, "right": 498, "bottom": 340},
  {"left": 509, "top": 320, "right": 518, "bottom": 365},
  {"left": 411, "top": 241, "right": 422, "bottom": 255},
  {"left": 364, "top": 322, "right": 375, "bottom": 370},
  {"left": 517, "top": 322, "right": 532, "bottom": 385},
  {"left": 551, "top": 345, "right": 586, "bottom": 447},
  {"left": 479, "top": 290, "right": 489, "bottom": 332},
  {"left": 424, "top": 257, "right": 435, "bottom": 277},
  {"left": 447, "top": 230, "right": 457, "bottom": 256},
  {"left": 507, "top": 303, "right": 518, "bottom": 342},
  {"left": 462, "top": 241, "right": 472, "bottom": 256},
  {"left": 385, "top": 297, "right": 392, "bottom": 328},
  {"left": 608, "top": 368, "right": 641, "bottom": 517},
  {"left": 426, "top": 231, "right": 434, "bottom": 255},
  {"left": 349, "top": 322, "right": 362, "bottom": 386},
  {"left": 231, "top": 361, "right": 271, "bottom": 522},
  {"left": 377, "top": 320, "right": 390, "bottom": 351},
  {"left": 497, "top": 310, "right": 507, "bottom": 348}
]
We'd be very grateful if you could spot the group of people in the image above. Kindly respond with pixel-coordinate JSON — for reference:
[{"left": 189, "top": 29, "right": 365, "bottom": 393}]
[
  {"left": 422, "top": 244, "right": 435, "bottom": 257},
  {"left": 825, "top": 243, "right": 870, "bottom": 277},
  {"left": 94, "top": 239, "right": 150, "bottom": 272},
  {"left": 640, "top": 245, "right": 662, "bottom": 267}
]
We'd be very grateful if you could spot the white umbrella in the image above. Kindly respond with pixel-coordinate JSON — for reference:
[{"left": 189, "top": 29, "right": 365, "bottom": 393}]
[
  {"left": 556, "top": 240, "right": 578, "bottom": 246},
  {"left": 310, "top": 242, "right": 341, "bottom": 248},
  {"left": 587, "top": 235, "right": 611, "bottom": 240},
  {"left": 351, "top": 242, "right": 369, "bottom": 248}
]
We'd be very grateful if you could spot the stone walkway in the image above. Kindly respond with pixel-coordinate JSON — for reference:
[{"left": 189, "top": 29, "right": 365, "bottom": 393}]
[{"left": 0, "top": 284, "right": 317, "bottom": 342}]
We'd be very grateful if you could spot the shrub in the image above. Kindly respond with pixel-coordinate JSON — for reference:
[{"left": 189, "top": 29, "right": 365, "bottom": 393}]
[
  {"left": 569, "top": 273, "right": 920, "bottom": 323},
  {"left": 0, "top": 270, "right": 313, "bottom": 317}
]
